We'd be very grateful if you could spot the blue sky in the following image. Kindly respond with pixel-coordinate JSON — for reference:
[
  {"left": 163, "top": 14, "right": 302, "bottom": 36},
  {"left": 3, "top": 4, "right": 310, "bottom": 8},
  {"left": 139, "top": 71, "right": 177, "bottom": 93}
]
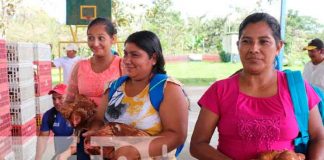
[{"left": 22, "top": 0, "right": 324, "bottom": 24}]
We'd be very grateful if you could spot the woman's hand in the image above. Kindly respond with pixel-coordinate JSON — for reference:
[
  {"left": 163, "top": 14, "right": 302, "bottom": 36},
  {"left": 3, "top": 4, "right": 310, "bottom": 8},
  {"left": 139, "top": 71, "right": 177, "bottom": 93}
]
[
  {"left": 56, "top": 148, "right": 72, "bottom": 160},
  {"left": 83, "top": 128, "right": 102, "bottom": 155},
  {"left": 111, "top": 146, "right": 140, "bottom": 160}
]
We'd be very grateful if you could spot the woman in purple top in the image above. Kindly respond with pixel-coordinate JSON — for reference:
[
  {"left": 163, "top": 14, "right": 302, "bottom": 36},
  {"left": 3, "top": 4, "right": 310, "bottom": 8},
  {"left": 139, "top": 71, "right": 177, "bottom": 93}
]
[{"left": 190, "top": 13, "right": 324, "bottom": 160}]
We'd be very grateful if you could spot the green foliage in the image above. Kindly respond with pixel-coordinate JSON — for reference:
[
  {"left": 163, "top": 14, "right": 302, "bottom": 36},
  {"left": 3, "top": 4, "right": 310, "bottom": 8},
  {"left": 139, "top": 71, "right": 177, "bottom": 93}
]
[
  {"left": 284, "top": 9, "right": 324, "bottom": 66},
  {"left": 219, "top": 50, "right": 231, "bottom": 62},
  {"left": 76, "top": 44, "right": 93, "bottom": 58},
  {"left": 202, "top": 18, "right": 227, "bottom": 52},
  {"left": 142, "top": 0, "right": 227, "bottom": 55},
  {"left": 112, "top": 0, "right": 136, "bottom": 38},
  {"left": 185, "top": 16, "right": 227, "bottom": 53},
  {"left": 0, "top": 0, "right": 22, "bottom": 37},
  {"left": 5, "top": 6, "right": 70, "bottom": 57},
  {"left": 144, "top": 0, "right": 185, "bottom": 54},
  {"left": 4, "top": 0, "right": 324, "bottom": 65}
]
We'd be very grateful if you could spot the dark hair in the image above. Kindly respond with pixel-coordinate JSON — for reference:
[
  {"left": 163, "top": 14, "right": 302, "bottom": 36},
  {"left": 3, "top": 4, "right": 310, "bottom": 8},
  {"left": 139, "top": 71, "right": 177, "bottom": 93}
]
[
  {"left": 125, "top": 30, "right": 166, "bottom": 74},
  {"left": 87, "top": 17, "right": 117, "bottom": 37},
  {"left": 239, "top": 13, "right": 281, "bottom": 44}
]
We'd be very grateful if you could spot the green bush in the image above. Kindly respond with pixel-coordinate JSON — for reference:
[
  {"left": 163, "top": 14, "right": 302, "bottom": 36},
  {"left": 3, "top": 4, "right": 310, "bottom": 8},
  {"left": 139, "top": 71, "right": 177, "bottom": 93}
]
[{"left": 219, "top": 50, "right": 231, "bottom": 62}]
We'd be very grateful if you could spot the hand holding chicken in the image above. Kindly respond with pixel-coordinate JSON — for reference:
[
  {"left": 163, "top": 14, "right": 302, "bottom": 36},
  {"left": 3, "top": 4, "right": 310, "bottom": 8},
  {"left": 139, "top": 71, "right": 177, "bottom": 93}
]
[{"left": 258, "top": 150, "right": 305, "bottom": 160}]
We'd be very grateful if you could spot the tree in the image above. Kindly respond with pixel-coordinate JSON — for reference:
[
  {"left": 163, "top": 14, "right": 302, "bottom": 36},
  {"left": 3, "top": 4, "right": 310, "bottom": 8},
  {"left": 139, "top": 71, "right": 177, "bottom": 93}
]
[
  {"left": 184, "top": 16, "right": 227, "bottom": 53},
  {"left": 144, "top": 0, "right": 185, "bottom": 54},
  {"left": 284, "top": 9, "right": 324, "bottom": 65},
  {"left": 0, "top": 0, "right": 22, "bottom": 38},
  {"left": 112, "top": 0, "right": 137, "bottom": 39},
  {"left": 6, "top": 5, "right": 71, "bottom": 57}
]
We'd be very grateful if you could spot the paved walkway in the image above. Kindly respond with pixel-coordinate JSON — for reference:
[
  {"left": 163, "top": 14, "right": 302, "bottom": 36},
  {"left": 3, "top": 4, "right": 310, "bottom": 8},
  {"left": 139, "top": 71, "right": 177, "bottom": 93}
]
[{"left": 177, "top": 86, "right": 219, "bottom": 160}]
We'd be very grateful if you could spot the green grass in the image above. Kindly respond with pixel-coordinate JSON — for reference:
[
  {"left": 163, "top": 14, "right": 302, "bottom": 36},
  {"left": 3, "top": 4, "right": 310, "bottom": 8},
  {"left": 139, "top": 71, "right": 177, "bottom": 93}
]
[
  {"left": 283, "top": 65, "right": 303, "bottom": 71},
  {"left": 166, "top": 62, "right": 243, "bottom": 86},
  {"left": 52, "top": 62, "right": 304, "bottom": 86},
  {"left": 52, "top": 68, "right": 61, "bottom": 85}
]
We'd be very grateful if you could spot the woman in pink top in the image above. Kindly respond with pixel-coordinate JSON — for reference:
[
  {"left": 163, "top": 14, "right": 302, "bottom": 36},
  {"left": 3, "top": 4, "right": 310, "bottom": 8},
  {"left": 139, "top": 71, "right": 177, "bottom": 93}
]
[
  {"left": 190, "top": 13, "right": 324, "bottom": 160},
  {"left": 65, "top": 17, "right": 123, "bottom": 106},
  {"left": 58, "top": 17, "right": 123, "bottom": 160}
]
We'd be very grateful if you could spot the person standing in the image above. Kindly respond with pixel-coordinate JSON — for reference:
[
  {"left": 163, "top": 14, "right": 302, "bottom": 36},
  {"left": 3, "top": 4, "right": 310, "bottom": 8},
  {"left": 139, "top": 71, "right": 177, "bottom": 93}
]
[
  {"left": 35, "top": 83, "right": 74, "bottom": 160},
  {"left": 52, "top": 43, "right": 81, "bottom": 84},
  {"left": 303, "top": 38, "right": 324, "bottom": 90}
]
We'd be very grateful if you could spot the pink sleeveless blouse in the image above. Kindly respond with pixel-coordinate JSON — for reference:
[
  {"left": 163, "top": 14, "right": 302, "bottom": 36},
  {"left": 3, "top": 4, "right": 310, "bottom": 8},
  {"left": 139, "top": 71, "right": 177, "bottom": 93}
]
[{"left": 68, "top": 56, "right": 122, "bottom": 106}]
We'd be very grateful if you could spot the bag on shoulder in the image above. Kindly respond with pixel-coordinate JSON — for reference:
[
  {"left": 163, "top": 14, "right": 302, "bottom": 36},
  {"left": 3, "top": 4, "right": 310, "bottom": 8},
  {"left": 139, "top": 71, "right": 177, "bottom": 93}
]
[
  {"left": 284, "top": 70, "right": 324, "bottom": 154},
  {"left": 109, "top": 74, "right": 184, "bottom": 157}
]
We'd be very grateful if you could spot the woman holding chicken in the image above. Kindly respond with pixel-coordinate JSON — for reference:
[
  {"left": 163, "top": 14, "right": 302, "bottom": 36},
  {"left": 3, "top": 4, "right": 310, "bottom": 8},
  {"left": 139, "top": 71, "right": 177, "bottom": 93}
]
[
  {"left": 190, "top": 13, "right": 324, "bottom": 160},
  {"left": 92, "top": 30, "right": 189, "bottom": 159}
]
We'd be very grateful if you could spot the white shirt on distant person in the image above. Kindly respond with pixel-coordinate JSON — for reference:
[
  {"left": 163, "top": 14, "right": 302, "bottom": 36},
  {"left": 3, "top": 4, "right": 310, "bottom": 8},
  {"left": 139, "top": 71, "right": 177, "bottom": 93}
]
[
  {"left": 53, "top": 56, "right": 81, "bottom": 84},
  {"left": 303, "top": 60, "right": 324, "bottom": 90}
]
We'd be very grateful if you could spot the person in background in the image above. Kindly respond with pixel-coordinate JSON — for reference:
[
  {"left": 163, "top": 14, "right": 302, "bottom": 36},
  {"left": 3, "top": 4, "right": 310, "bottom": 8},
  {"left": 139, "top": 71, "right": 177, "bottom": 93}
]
[
  {"left": 52, "top": 43, "right": 81, "bottom": 84},
  {"left": 35, "top": 83, "right": 74, "bottom": 160},
  {"left": 302, "top": 38, "right": 324, "bottom": 90},
  {"left": 190, "top": 12, "right": 324, "bottom": 160}
]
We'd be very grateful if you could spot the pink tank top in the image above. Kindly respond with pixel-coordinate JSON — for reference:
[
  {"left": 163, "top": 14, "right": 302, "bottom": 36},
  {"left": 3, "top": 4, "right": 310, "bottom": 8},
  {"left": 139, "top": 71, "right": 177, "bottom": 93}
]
[
  {"left": 76, "top": 56, "right": 122, "bottom": 106},
  {"left": 198, "top": 71, "right": 320, "bottom": 160}
]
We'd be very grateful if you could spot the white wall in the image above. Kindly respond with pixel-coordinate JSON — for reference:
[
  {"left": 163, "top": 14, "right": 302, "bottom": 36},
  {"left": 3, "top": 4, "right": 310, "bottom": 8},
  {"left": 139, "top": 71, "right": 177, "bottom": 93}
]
[{"left": 222, "top": 33, "right": 238, "bottom": 54}]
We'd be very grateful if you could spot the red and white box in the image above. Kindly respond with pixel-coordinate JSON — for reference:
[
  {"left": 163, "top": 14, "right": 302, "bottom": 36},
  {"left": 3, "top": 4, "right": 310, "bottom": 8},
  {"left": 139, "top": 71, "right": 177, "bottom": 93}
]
[
  {"left": 6, "top": 42, "right": 33, "bottom": 63},
  {"left": 0, "top": 62, "right": 8, "bottom": 85},
  {"left": 12, "top": 136, "right": 36, "bottom": 160},
  {"left": 11, "top": 118, "right": 36, "bottom": 145},
  {"left": 0, "top": 83, "right": 10, "bottom": 108},
  {"left": 33, "top": 43, "right": 51, "bottom": 61},
  {"left": 0, "top": 127, "right": 12, "bottom": 158},
  {"left": 33, "top": 61, "right": 52, "bottom": 77},
  {"left": 34, "top": 75, "right": 52, "bottom": 97},
  {"left": 9, "top": 80, "right": 35, "bottom": 106},
  {"left": 0, "top": 105, "right": 11, "bottom": 131},
  {"left": 0, "top": 39, "right": 7, "bottom": 63},
  {"left": 0, "top": 151, "right": 15, "bottom": 160},
  {"left": 7, "top": 63, "right": 34, "bottom": 85},
  {"left": 35, "top": 94, "right": 53, "bottom": 114},
  {"left": 10, "top": 98, "right": 36, "bottom": 125}
]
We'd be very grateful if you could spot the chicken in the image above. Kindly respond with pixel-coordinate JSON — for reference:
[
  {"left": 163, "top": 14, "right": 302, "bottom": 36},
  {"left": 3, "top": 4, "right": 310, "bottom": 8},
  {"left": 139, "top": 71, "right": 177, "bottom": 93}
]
[
  {"left": 85, "top": 122, "right": 150, "bottom": 159},
  {"left": 258, "top": 150, "right": 281, "bottom": 160},
  {"left": 58, "top": 94, "right": 151, "bottom": 159},
  {"left": 258, "top": 150, "right": 305, "bottom": 160},
  {"left": 58, "top": 94, "right": 99, "bottom": 130}
]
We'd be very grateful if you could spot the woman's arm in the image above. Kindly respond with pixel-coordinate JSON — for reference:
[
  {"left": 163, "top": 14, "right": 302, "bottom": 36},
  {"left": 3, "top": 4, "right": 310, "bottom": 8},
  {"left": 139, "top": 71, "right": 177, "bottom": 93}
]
[
  {"left": 65, "top": 62, "right": 80, "bottom": 103},
  {"left": 117, "top": 82, "right": 188, "bottom": 158},
  {"left": 190, "top": 108, "right": 231, "bottom": 160},
  {"left": 98, "top": 90, "right": 109, "bottom": 120},
  {"left": 147, "top": 82, "right": 189, "bottom": 156},
  {"left": 35, "top": 131, "right": 50, "bottom": 160},
  {"left": 307, "top": 105, "right": 324, "bottom": 160},
  {"left": 57, "top": 145, "right": 77, "bottom": 160}
]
